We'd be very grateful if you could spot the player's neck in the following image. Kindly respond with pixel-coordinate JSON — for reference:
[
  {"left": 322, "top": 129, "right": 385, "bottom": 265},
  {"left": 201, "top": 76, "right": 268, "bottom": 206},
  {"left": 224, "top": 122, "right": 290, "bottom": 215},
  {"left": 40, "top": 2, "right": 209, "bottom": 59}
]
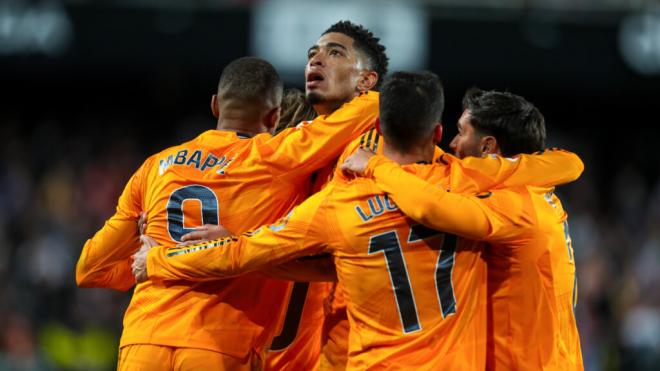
[
  {"left": 313, "top": 101, "right": 343, "bottom": 116},
  {"left": 216, "top": 120, "right": 267, "bottom": 137},
  {"left": 382, "top": 142, "right": 434, "bottom": 166}
]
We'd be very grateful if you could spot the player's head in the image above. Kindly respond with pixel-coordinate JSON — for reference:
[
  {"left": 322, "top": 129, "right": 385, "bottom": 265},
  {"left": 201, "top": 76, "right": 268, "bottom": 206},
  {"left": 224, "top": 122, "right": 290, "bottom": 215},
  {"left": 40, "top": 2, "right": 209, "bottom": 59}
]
[
  {"left": 379, "top": 71, "right": 444, "bottom": 154},
  {"left": 305, "top": 20, "right": 388, "bottom": 115},
  {"left": 450, "top": 88, "right": 546, "bottom": 158},
  {"left": 211, "top": 57, "right": 284, "bottom": 134},
  {"left": 275, "top": 88, "right": 317, "bottom": 134}
]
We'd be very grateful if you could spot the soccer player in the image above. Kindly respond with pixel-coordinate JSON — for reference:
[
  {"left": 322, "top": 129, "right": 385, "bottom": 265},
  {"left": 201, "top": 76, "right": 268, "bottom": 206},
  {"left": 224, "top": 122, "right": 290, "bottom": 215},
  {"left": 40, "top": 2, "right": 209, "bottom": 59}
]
[
  {"left": 75, "top": 54, "right": 380, "bottom": 370},
  {"left": 266, "top": 21, "right": 389, "bottom": 371},
  {"left": 342, "top": 88, "right": 584, "bottom": 370},
  {"left": 134, "top": 72, "right": 584, "bottom": 369}
]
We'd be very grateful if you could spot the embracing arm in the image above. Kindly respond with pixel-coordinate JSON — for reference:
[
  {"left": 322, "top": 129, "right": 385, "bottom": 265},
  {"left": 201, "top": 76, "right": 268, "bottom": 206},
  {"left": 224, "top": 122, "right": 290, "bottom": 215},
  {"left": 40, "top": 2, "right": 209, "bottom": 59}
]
[
  {"left": 261, "top": 92, "right": 379, "bottom": 181},
  {"left": 145, "top": 190, "right": 331, "bottom": 282},
  {"left": 258, "top": 255, "right": 337, "bottom": 282},
  {"left": 364, "top": 156, "right": 494, "bottom": 240},
  {"left": 450, "top": 148, "right": 584, "bottom": 192},
  {"left": 76, "top": 161, "right": 148, "bottom": 291}
]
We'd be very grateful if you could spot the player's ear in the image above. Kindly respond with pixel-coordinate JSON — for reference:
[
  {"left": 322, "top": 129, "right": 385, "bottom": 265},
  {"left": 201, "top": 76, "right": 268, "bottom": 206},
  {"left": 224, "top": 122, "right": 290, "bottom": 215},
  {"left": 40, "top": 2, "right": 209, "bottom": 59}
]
[
  {"left": 433, "top": 122, "right": 443, "bottom": 144},
  {"left": 357, "top": 70, "right": 378, "bottom": 93},
  {"left": 266, "top": 106, "right": 281, "bottom": 134},
  {"left": 210, "top": 94, "right": 220, "bottom": 119},
  {"left": 481, "top": 136, "right": 498, "bottom": 155}
]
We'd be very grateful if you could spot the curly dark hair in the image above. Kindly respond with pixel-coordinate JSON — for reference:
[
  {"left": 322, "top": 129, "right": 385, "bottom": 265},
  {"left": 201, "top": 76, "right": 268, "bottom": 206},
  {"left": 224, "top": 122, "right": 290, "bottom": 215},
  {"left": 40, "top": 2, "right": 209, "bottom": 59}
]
[
  {"left": 275, "top": 88, "right": 317, "bottom": 134},
  {"left": 323, "top": 20, "right": 389, "bottom": 90}
]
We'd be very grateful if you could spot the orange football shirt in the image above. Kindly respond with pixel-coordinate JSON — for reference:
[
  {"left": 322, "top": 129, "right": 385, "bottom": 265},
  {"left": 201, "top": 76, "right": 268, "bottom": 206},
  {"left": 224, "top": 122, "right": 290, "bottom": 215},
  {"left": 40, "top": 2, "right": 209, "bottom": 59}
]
[
  {"left": 147, "top": 165, "right": 488, "bottom": 370},
  {"left": 75, "top": 92, "right": 379, "bottom": 359},
  {"left": 363, "top": 150, "right": 584, "bottom": 370},
  {"left": 145, "top": 136, "right": 584, "bottom": 368},
  {"left": 265, "top": 281, "right": 326, "bottom": 371}
]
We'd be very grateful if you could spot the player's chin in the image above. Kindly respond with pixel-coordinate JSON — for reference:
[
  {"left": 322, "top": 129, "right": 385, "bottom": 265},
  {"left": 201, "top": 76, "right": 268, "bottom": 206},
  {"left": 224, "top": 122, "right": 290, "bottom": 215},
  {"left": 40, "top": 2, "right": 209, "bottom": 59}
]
[{"left": 306, "top": 91, "right": 325, "bottom": 105}]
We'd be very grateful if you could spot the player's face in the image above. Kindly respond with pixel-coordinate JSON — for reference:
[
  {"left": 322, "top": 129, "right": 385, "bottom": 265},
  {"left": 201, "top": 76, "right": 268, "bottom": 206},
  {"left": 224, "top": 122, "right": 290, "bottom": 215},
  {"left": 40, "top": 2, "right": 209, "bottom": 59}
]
[
  {"left": 450, "top": 110, "right": 484, "bottom": 159},
  {"left": 305, "top": 32, "right": 364, "bottom": 112}
]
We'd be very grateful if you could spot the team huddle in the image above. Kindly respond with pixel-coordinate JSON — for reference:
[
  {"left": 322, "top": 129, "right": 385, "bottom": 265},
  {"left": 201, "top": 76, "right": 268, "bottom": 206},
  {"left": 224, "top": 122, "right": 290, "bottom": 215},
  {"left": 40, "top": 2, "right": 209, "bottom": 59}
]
[{"left": 76, "top": 20, "right": 584, "bottom": 370}]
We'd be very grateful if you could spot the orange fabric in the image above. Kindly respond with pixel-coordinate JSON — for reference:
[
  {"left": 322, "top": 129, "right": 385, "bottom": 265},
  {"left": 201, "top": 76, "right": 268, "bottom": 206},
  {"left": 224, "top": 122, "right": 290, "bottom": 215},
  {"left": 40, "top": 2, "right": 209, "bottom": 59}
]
[
  {"left": 118, "top": 344, "right": 261, "bottom": 371},
  {"left": 145, "top": 135, "right": 580, "bottom": 369},
  {"left": 265, "top": 281, "right": 326, "bottom": 371},
  {"left": 76, "top": 92, "right": 380, "bottom": 360},
  {"left": 264, "top": 147, "right": 347, "bottom": 371},
  {"left": 364, "top": 150, "right": 584, "bottom": 370},
  {"left": 319, "top": 282, "right": 349, "bottom": 371},
  {"left": 147, "top": 171, "right": 487, "bottom": 370}
]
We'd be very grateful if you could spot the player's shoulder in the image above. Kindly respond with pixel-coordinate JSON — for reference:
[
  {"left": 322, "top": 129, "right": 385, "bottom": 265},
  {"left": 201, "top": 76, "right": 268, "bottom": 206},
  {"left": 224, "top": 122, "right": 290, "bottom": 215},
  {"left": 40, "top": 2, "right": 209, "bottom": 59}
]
[
  {"left": 399, "top": 161, "right": 448, "bottom": 186},
  {"left": 327, "top": 176, "right": 392, "bottom": 211},
  {"left": 146, "top": 130, "right": 252, "bottom": 178},
  {"left": 341, "top": 127, "right": 381, "bottom": 158},
  {"left": 339, "top": 90, "right": 380, "bottom": 109},
  {"left": 481, "top": 187, "right": 540, "bottom": 227}
]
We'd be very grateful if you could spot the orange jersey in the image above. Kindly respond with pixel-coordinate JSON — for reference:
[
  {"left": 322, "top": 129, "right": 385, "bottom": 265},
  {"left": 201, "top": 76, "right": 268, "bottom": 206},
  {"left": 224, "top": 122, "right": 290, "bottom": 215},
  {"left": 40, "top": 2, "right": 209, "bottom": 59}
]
[
  {"left": 319, "top": 282, "right": 349, "bottom": 371},
  {"left": 75, "top": 91, "right": 379, "bottom": 359},
  {"left": 145, "top": 135, "right": 583, "bottom": 369},
  {"left": 265, "top": 281, "right": 326, "bottom": 371},
  {"left": 362, "top": 150, "right": 584, "bottom": 370},
  {"left": 147, "top": 166, "right": 488, "bottom": 370}
]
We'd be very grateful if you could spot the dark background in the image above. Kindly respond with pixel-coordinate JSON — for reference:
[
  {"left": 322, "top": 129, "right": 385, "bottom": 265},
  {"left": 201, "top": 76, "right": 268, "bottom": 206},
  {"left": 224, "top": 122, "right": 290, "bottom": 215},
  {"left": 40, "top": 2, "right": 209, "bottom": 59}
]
[{"left": 1, "top": 1, "right": 659, "bottom": 370}]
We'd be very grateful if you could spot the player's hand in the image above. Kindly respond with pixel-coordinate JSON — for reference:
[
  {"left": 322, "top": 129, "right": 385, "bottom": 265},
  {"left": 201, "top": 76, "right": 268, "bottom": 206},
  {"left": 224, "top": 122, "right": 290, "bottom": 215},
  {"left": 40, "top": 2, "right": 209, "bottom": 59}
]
[
  {"left": 178, "top": 224, "right": 232, "bottom": 247},
  {"left": 340, "top": 148, "right": 375, "bottom": 177},
  {"left": 137, "top": 212, "right": 147, "bottom": 235},
  {"left": 132, "top": 235, "right": 158, "bottom": 283}
]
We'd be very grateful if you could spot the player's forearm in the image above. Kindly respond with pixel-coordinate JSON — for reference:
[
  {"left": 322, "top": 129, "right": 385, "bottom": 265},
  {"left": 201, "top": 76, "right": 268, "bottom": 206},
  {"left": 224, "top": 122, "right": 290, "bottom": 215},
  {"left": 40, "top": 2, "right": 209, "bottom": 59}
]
[
  {"left": 147, "top": 220, "right": 326, "bottom": 282},
  {"left": 76, "top": 256, "right": 135, "bottom": 291},
  {"left": 146, "top": 238, "right": 246, "bottom": 281},
  {"left": 258, "top": 254, "right": 337, "bottom": 282},
  {"left": 370, "top": 156, "right": 492, "bottom": 240},
  {"left": 460, "top": 148, "right": 585, "bottom": 190},
  {"left": 76, "top": 216, "right": 140, "bottom": 290},
  {"left": 521, "top": 148, "right": 584, "bottom": 186},
  {"left": 273, "top": 93, "right": 379, "bottom": 178}
]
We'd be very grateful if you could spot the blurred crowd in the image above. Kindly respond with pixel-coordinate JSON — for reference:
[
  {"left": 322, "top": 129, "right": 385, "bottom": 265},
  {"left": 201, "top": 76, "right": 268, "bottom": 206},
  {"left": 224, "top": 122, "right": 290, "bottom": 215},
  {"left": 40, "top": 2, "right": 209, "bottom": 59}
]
[{"left": 0, "top": 115, "right": 658, "bottom": 370}]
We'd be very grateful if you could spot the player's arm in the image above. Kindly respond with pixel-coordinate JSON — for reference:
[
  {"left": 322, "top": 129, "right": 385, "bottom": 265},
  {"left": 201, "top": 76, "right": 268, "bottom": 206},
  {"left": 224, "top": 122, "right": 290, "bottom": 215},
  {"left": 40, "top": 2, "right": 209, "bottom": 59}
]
[
  {"left": 258, "top": 255, "right": 337, "bottom": 282},
  {"left": 260, "top": 92, "right": 379, "bottom": 181},
  {"left": 362, "top": 156, "right": 525, "bottom": 240},
  {"left": 144, "top": 189, "right": 331, "bottom": 282},
  {"left": 178, "top": 224, "right": 337, "bottom": 282},
  {"left": 370, "top": 156, "right": 491, "bottom": 239},
  {"left": 449, "top": 148, "right": 584, "bottom": 190},
  {"left": 75, "top": 160, "right": 148, "bottom": 291}
]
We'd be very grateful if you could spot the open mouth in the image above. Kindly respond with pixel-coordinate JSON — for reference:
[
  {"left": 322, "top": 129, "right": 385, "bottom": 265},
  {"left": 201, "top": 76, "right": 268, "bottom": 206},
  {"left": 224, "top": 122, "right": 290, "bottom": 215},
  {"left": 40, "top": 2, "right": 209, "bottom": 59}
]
[{"left": 306, "top": 71, "right": 325, "bottom": 85}]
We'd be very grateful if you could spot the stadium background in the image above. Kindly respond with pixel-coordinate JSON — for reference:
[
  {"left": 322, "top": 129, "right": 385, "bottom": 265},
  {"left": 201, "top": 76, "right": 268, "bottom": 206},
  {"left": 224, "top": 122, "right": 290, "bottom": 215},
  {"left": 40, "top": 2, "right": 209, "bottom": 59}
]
[{"left": 1, "top": 0, "right": 659, "bottom": 370}]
